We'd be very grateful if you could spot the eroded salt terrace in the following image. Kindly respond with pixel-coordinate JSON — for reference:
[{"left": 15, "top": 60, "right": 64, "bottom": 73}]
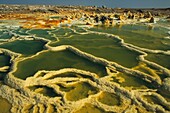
[{"left": 0, "top": 18, "right": 170, "bottom": 113}]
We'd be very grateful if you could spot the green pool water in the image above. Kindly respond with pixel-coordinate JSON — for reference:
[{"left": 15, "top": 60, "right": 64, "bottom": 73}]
[
  {"left": 28, "top": 85, "right": 60, "bottom": 97},
  {"left": 71, "top": 26, "right": 87, "bottom": 33},
  {"left": 28, "top": 29, "right": 56, "bottom": 40},
  {"left": 146, "top": 53, "right": 170, "bottom": 69},
  {"left": 51, "top": 28, "right": 75, "bottom": 37},
  {"left": 50, "top": 33, "right": 141, "bottom": 68},
  {"left": 0, "top": 32, "right": 13, "bottom": 39},
  {"left": 144, "top": 95, "right": 170, "bottom": 111},
  {"left": 0, "top": 73, "right": 7, "bottom": 80},
  {"left": 111, "top": 73, "right": 153, "bottom": 88},
  {"left": 144, "top": 95, "right": 161, "bottom": 104},
  {"left": 0, "top": 40, "right": 46, "bottom": 56},
  {"left": 0, "top": 54, "right": 11, "bottom": 80},
  {"left": 13, "top": 50, "right": 107, "bottom": 79},
  {"left": 12, "top": 28, "right": 29, "bottom": 36},
  {"left": 90, "top": 24, "right": 170, "bottom": 50},
  {"left": 0, "top": 19, "right": 170, "bottom": 112},
  {"left": 133, "top": 62, "right": 167, "bottom": 80},
  {"left": 0, "top": 54, "right": 11, "bottom": 67}
]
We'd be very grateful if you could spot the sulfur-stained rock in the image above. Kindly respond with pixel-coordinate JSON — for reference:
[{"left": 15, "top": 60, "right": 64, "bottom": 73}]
[
  {"left": 124, "top": 105, "right": 138, "bottom": 113},
  {"left": 22, "top": 104, "right": 33, "bottom": 113},
  {"left": 46, "top": 104, "right": 55, "bottom": 113},
  {"left": 38, "top": 104, "right": 45, "bottom": 113},
  {"left": 118, "top": 15, "right": 125, "bottom": 20},
  {"left": 33, "top": 105, "right": 39, "bottom": 113},
  {"left": 105, "top": 19, "right": 110, "bottom": 25}
]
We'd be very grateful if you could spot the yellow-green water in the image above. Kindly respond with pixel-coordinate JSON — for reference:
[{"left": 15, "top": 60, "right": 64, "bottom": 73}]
[
  {"left": 0, "top": 19, "right": 170, "bottom": 112},
  {"left": 0, "top": 54, "right": 11, "bottom": 80},
  {"left": 0, "top": 40, "right": 47, "bottom": 56},
  {"left": 14, "top": 50, "right": 107, "bottom": 79},
  {"left": 97, "top": 92, "right": 120, "bottom": 106},
  {"left": 65, "top": 82, "right": 99, "bottom": 101},
  {"left": 50, "top": 33, "right": 141, "bottom": 68}
]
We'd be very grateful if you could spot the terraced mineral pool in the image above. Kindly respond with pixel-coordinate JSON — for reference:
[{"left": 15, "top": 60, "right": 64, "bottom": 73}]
[
  {"left": 111, "top": 73, "right": 153, "bottom": 89},
  {"left": 0, "top": 19, "right": 170, "bottom": 113},
  {"left": 13, "top": 50, "right": 107, "bottom": 79},
  {"left": 50, "top": 33, "right": 141, "bottom": 68},
  {"left": 0, "top": 54, "right": 11, "bottom": 67},
  {"left": 158, "top": 90, "right": 170, "bottom": 102},
  {"left": 0, "top": 54, "right": 11, "bottom": 80},
  {"left": 51, "top": 28, "right": 75, "bottom": 37},
  {"left": 97, "top": 92, "right": 120, "bottom": 106},
  {"left": 28, "top": 29, "right": 56, "bottom": 40},
  {"left": 90, "top": 24, "right": 170, "bottom": 50},
  {"left": 0, "top": 73, "right": 8, "bottom": 80},
  {"left": 71, "top": 26, "right": 87, "bottom": 33},
  {"left": 0, "top": 31, "right": 13, "bottom": 39},
  {"left": 146, "top": 53, "right": 170, "bottom": 69},
  {"left": 47, "top": 72, "right": 94, "bottom": 81},
  {"left": 143, "top": 95, "right": 170, "bottom": 111},
  {"left": 65, "top": 82, "right": 98, "bottom": 101},
  {"left": 28, "top": 85, "right": 60, "bottom": 97},
  {"left": 0, "top": 40, "right": 47, "bottom": 56},
  {"left": 133, "top": 62, "right": 167, "bottom": 80},
  {"left": 12, "top": 27, "right": 29, "bottom": 36},
  {"left": 59, "top": 84, "right": 75, "bottom": 92},
  {"left": 144, "top": 95, "right": 161, "bottom": 104}
]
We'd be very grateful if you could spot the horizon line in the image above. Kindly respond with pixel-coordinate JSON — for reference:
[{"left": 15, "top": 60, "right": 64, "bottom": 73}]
[{"left": 0, "top": 3, "right": 170, "bottom": 9}]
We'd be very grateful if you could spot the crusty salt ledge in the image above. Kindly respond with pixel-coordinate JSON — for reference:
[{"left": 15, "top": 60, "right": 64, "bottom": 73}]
[
  {"left": 0, "top": 19, "right": 170, "bottom": 112},
  {"left": 1, "top": 45, "right": 170, "bottom": 112}
]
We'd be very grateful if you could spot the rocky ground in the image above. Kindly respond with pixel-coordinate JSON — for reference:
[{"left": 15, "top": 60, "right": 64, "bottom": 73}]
[
  {"left": 0, "top": 4, "right": 170, "bottom": 16},
  {"left": 1, "top": 4, "right": 169, "bottom": 29}
]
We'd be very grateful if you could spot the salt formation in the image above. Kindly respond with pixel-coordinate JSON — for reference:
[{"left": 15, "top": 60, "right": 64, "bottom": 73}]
[
  {"left": 1, "top": 44, "right": 170, "bottom": 112},
  {"left": 0, "top": 66, "right": 9, "bottom": 72},
  {"left": 0, "top": 21, "right": 170, "bottom": 113}
]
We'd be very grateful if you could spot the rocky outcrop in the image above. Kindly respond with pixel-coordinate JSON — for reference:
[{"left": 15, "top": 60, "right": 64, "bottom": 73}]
[{"left": 149, "top": 17, "right": 155, "bottom": 23}]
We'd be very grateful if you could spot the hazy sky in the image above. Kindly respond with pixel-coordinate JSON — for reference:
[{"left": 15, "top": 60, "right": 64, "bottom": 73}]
[{"left": 0, "top": 0, "right": 170, "bottom": 8}]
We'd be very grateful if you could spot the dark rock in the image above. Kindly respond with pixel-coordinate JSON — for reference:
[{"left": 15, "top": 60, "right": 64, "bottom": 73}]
[
  {"left": 137, "top": 9, "right": 143, "bottom": 13},
  {"left": 149, "top": 17, "right": 155, "bottom": 23},
  {"left": 94, "top": 16, "right": 99, "bottom": 23},
  {"left": 100, "top": 16, "right": 107, "bottom": 24},
  {"left": 48, "top": 9, "right": 59, "bottom": 14}
]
